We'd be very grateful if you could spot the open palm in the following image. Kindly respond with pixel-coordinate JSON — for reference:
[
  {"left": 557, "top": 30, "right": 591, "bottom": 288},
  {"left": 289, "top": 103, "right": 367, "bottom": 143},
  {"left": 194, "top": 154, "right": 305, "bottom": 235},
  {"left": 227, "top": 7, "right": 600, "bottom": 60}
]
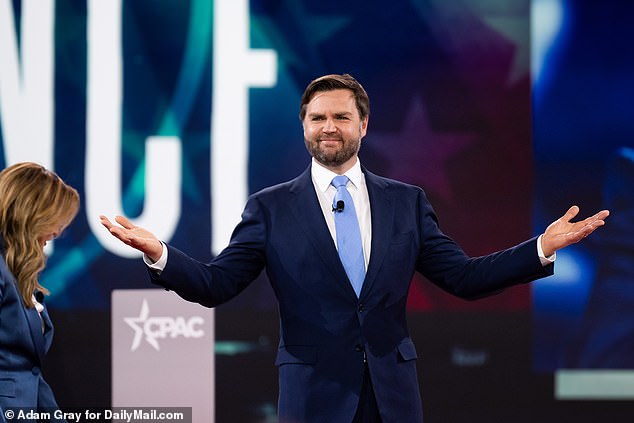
[
  {"left": 541, "top": 206, "right": 610, "bottom": 257},
  {"left": 99, "top": 215, "right": 163, "bottom": 262}
]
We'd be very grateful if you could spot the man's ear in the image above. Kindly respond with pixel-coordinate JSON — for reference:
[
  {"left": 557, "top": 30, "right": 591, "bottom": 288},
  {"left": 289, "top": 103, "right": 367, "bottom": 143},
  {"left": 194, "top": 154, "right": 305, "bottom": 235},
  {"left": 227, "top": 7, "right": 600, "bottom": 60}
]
[{"left": 360, "top": 117, "right": 369, "bottom": 138}]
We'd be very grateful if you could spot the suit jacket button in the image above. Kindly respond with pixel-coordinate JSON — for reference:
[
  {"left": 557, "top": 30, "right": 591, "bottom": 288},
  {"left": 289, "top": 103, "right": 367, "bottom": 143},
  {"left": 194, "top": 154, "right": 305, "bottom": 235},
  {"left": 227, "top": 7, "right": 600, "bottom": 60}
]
[
  {"left": 354, "top": 344, "right": 363, "bottom": 352},
  {"left": 32, "top": 367, "right": 41, "bottom": 375},
  {"left": 358, "top": 304, "right": 365, "bottom": 312}
]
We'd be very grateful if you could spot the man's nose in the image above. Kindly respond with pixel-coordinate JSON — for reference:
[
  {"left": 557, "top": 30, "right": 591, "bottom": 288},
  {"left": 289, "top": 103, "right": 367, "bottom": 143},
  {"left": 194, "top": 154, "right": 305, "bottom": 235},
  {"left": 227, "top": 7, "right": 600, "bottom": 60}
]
[{"left": 322, "top": 118, "right": 336, "bottom": 132}]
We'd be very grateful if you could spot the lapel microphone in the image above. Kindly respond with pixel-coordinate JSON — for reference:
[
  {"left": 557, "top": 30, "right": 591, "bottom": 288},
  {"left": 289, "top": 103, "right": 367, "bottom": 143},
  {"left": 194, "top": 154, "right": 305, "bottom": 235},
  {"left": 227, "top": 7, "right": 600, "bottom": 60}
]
[{"left": 333, "top": 200, "right": 345, "bottom": 213}]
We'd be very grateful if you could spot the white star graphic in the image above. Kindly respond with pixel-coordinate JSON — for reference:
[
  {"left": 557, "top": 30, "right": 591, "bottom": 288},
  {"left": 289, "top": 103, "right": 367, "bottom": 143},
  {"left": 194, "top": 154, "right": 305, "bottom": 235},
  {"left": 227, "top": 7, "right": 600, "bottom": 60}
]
[{"left": 124, "top": 300, "right": 159, "bottom": 351}]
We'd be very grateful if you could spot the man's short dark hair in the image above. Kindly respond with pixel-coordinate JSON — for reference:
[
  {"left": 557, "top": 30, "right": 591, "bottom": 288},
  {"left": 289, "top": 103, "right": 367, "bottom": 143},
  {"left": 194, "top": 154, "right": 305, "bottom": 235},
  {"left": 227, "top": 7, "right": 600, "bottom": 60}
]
[{"left": 299, "top": 74, "right": 370, "bottom": 121}]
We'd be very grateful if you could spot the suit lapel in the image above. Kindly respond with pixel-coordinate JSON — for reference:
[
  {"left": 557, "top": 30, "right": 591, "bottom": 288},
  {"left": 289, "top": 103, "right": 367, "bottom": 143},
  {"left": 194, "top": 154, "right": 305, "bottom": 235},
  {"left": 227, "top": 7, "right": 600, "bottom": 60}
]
[
  {"left": 286, "top": 166, "right": 397, "bottom": 299},
  {"left": 40, "top": 304, "right": 55, "bottom": 351},
  {"left": 288, "top": 167, "right": 355, "bottom": 296},
  {"left": 360, "top": 168, "right": 394, "bottom": 298},
  {"left": 23, "top": 301, "right": 47, "bottom": 365}
]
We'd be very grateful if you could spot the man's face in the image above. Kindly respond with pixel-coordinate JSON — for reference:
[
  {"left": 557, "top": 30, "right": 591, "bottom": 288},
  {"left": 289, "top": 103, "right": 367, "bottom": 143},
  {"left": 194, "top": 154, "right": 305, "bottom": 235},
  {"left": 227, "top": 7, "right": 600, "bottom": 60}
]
[{"left": 302, "top": 89, "right": 368, "bottom": 171}]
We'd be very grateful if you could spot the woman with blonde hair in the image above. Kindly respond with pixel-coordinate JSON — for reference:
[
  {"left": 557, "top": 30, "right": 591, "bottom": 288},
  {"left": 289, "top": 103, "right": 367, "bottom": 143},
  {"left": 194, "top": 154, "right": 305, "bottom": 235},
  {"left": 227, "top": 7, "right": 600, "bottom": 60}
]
[{"left": 0, "top": 162, "right": 79, "bottom": 421}]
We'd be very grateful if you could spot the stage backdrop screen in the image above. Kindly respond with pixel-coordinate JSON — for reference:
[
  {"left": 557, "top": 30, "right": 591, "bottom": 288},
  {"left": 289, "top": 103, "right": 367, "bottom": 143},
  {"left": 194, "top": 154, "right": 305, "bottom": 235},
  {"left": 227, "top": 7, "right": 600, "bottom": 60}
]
[{"left": 5, "top": 1, "right": 632, "bottom": 422}]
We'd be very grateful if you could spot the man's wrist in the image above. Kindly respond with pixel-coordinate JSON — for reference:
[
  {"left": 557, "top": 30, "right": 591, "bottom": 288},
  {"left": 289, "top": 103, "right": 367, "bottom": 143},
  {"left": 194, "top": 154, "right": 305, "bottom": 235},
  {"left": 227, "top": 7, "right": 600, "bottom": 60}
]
[
  {"left": 537, "top": 234, "right": 556, "bottom": 265},
  {"left": 144, "top": 241, "right": 168, "bottom": 272}
]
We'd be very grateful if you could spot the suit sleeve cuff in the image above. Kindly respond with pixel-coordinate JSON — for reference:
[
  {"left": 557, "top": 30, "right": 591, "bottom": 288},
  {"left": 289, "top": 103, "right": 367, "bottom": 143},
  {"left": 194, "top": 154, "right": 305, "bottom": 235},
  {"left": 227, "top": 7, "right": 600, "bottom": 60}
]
[
  {"left": 143, "top": 242, "right": 168, "bottom": 273},
  {"left": 537, "top": 234, "right": 556, "bottom": 266}
]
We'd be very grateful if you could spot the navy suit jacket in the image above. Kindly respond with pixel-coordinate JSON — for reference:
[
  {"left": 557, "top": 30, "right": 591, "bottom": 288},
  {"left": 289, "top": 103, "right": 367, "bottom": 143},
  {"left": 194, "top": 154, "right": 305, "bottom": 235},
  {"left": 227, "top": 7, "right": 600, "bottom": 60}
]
[
  {"left": 151, "top": 166, "right": 553, "bottom": 423},
  {"left": 0, "top": 242, "right": 63, "bottom": 422}
]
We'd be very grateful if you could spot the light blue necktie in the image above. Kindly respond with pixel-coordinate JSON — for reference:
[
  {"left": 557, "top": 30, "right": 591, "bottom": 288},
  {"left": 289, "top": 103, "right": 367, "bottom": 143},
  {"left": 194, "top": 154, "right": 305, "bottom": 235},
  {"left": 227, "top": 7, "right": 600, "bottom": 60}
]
[{"left": 331, "top": 175, "right": 365, "bottom": 297}]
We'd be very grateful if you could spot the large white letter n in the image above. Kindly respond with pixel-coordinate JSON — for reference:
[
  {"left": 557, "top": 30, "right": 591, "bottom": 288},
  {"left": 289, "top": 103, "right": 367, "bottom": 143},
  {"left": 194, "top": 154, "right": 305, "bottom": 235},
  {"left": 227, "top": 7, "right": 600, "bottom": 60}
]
[
  {"left": 86, "top": 0, "right": 182, "bottom": 258},
  {"left": 0, "top": 0, "right": 54, "bottom": 167}
]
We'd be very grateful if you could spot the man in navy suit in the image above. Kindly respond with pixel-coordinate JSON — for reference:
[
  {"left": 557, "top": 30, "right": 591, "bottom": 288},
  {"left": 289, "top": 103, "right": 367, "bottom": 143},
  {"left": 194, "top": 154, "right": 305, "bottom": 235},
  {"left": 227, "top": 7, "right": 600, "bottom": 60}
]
[{"left": 101, "top": 74, "right": 609, "bottom": 422}]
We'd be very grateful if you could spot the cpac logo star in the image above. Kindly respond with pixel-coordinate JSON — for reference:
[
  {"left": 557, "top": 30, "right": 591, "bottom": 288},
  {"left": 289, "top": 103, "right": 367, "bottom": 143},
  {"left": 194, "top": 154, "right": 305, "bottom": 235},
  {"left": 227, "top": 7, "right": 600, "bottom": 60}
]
[{"left": 124, "top": 299, "right": 205, "bottom": 351}]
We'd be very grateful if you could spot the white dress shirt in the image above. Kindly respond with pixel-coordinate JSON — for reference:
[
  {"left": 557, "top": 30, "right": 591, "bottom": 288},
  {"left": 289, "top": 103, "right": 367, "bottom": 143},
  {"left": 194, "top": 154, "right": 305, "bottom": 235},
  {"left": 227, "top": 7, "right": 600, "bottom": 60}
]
[{"left": 310, "top": 157, "right": 372, "bottom": 271}]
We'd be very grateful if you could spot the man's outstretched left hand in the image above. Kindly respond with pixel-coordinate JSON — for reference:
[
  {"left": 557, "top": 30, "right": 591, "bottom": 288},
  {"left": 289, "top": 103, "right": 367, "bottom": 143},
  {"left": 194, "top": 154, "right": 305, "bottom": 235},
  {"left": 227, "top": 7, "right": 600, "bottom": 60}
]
[{"left": 541, "top": 206, "right": 610, "bottom": 257}]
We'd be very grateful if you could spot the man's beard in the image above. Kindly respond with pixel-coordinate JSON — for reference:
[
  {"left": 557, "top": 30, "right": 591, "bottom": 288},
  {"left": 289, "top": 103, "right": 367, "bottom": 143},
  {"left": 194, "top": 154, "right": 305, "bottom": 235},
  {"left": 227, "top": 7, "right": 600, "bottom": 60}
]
[{"left": 304, "top": 136, "right": 361, "bottom": 168}]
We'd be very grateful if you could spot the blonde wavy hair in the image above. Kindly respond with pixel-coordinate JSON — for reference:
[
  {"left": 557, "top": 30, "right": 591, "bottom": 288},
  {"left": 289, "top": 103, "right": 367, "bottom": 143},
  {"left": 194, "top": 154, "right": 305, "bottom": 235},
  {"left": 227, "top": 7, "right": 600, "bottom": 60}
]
[{"left": 0, "top": 162, "right": 80, "bottom": 308}]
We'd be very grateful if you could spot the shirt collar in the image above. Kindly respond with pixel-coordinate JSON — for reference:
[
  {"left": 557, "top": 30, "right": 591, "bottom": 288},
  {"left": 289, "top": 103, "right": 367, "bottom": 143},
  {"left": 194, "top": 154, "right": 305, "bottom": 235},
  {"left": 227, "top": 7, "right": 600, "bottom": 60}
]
[{"left": 311, "top": 157, "right": 363, "bottom": 193}]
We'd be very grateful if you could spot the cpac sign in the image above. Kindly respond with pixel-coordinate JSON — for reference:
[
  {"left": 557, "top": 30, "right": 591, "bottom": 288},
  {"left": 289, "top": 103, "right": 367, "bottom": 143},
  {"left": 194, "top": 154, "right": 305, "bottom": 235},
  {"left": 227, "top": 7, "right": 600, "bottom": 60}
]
[
  {"left": 124, "top": 299, "right": 205, "bottom": 351},
  {"left": 0, "top": 0, "right": 277, "bottom": 257}
]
